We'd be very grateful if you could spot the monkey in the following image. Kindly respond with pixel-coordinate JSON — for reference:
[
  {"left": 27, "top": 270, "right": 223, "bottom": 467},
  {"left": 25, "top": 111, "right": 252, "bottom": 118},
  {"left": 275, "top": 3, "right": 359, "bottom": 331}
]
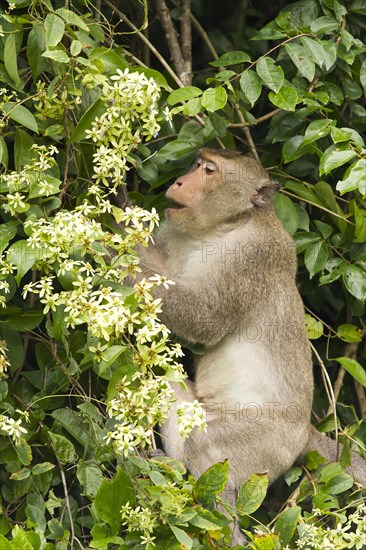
[{"left": 135, "top": 148, "right": 366, "bottom": 545}]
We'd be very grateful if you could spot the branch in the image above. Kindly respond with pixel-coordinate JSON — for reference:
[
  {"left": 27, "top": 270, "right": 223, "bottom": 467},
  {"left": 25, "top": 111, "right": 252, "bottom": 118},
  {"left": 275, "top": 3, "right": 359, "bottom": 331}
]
[
  {"left": 104, "top": 0, "right": 184, "bottom": 87},
  {"left": 180, "top": 0, "right": 192, "bottom": 83},
  {"left": 156, "top": 0, "right": 187, "bottom": 83}
]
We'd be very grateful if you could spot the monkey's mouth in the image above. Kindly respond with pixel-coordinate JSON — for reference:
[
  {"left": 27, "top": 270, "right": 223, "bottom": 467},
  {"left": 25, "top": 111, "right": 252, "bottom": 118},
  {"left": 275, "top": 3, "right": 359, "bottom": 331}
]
[{"left": 168, "top": 200, "right": 187, "bottom": 210}]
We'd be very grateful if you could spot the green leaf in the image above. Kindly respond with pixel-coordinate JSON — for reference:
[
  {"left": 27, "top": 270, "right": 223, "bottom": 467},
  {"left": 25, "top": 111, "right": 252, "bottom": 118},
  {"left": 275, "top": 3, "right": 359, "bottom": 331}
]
[
  {"left": 15, "top": 439, "right": 32, "bottom": 466},
  {"left": 70, "top": 98, "right": 105, "bottom": 142},
  {"left": 268, "top": 85, "right": 298, "bottom": 111},
  {"left": 302, "top": 119, "right": 334, "bottom": 145},
  {"left": 7, "top": 240, "right": 40, "bottom": 285},
  {"left": 304, "top": 241, "right": 328, "bottom": 278},
  {"left": 182, "top": 97, "right": 202, "bottom": 116},
  {"left": 305, "top": 314, "right": 324, "bottom": 339},
  {"left": 170, "top": 525, "right": 193, "bottom": 549},
  {"left": 301, "top": 37, "right": 326, "bottom": 68},
  {"left": 273, "top": 193, "right": 299, "bottom": 235},
  {"left": 360, "top": 58, "right": 366, "bottom": 93},
  {"left": 77, "top": 460, "right": 104, "bottom": 498},
  {"left": 4, "top": 33, "right": 20, "bottom": 85},
  {"left": 14, "top": 129, "right": 35, "bottom": 171},
  {"left": 51, "top": 408, "right": 91, "bottom": 448},
  {"left": 325, "top": 473, "right": 354, "bottom": 494},
  {"left": 94, "top": 467, "right": 135, "bottom": 527},
  {"left": 240, "top": 70, "right": 262, "bottom": 107},
  {"left": 284, "top": 466, "right": 303, "bottom": 485},
  {"left": 89, "top": 47, "right": 128, "bottom": 72},
  {"left": 310, "top": 16, "right": 339, "bottom": 34},
  {"left": 2, "top": 103, "right": 39, "bottom": 134},
  {"left": 0, "top": 325, "right": 25, "bottom": 375},
  {"left": 336, "top": 159, "right": 366, "bottom": 195},
  {"left": 210, "top": 51, "right": 251, "bottom": 66},
  {"left": 252, "top": 27, "right": 286, "bottom": 40},
  {"left": 331, "top": 127, "right": 364, "bottom": 147},
  {"left": 256, "top": 57, "right": 284, "bottom": 93},
  {"left": 70, "top": 39, "right": 82, "bottom": 57},
  {"left": 354, "top": 201, "right": 366, "bottom": 243},
  {"left": 55, "top": 7, "right": 90, "bottom": 31},
  {"left": 274, "top": 506, "right": 301, "bottom": 547},
  {"left": 0, "top": 221, "right": 18, "bottom": 254},
  {"left": 282, "top": 135, "right": 307, "bottom": 163},
  {"left": 320, "top": 148, "right": 357, "bottom": 175},
  {"left": 27, "top": 27, "right": 48, "bottom": 80},
  {"left": 319, "top": 259, "right": 347, "bottom": 285},
  {"left": 42, "top": 48, "right": 70, "bottom": 63},
  {"left": 337, "top": 324, "right": 363, "bottom": 343},
  {"left": 305, "top": 450, "right": 328, "bottom": 470},
  {"left": 11, "top": 468, "right": 31, "bottom": 481},
  {"left": 0, "top": 137, "right": 8, "bottom": 168},
  {"left": 48, "top": 432, "right": 77, "bottom": 464},
  {"left": 157, "top": 139, "right": 198, "bottom": 161},
  {"left": 32, "top": 462, "right": 55, "bottom": 475},
  {"left": 334, "top": 357, "right": 366, "bottom": 386},
  {"left": 44, "top": 13, "right": 65, "bottom": 47},
  {"left": 320, "top": 40, "right": 337, "bottom": 70},
  {"left": 293, "top": 231, "right": 321, "bottom": 253},
  {"left": 194, "top": 461, "right": 229, "bottom": 508},
  {"left": 237, "top": 473, "right": 268, "bottom": 515},
  {"left": 201, "top": 87, "right": 227, "bottom": 112},
  {"left": 342, "top": 265, "right": 366, "bottom": 301},
  {"left": 167, "top": 86, "right": 202, "bottom": 105},
  {"left": 285, "top": 43, "right": 315, "bottom": 81},
  {"left": 0, "top": 535, "right": 12, "bottom": 550}
]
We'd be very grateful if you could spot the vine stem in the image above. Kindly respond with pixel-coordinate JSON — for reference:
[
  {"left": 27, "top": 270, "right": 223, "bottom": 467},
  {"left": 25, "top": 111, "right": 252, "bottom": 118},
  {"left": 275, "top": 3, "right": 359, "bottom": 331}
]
[{"left": 310, "top": 341, "right": 339, "bottom": 459}]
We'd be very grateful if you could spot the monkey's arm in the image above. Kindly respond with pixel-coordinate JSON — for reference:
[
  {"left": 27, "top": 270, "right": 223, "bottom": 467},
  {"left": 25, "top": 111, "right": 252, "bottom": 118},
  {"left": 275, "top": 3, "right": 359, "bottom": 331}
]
[{"left": 137, "top": 248, "right": 259, "bottom": 347}]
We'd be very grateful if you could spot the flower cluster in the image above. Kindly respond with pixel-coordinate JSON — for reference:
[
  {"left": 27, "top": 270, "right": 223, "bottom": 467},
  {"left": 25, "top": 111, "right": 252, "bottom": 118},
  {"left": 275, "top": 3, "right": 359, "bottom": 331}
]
[
  {"left": 282, "top": 504, "right": 366, "bottom": 549},
  {"left": 120, "top": 480, "right": 194, "bottom": 548},
  {"left": 0, "top": 144, "right": 59, "bottom": 215},
  {"left": 0, "top": 410, "right": 29, "bottom": 443},
  {"left": 121, "top": 502, "right": 158, "bottom": 547},
  {"left": 0, "top": 340, "right": 10, "bottom": 379},
  {"left": 176, "top": 399, "right": 207, "bottom": 438},
  {"left": 85, "top": 69, "right": 162, "bottom": 196}
]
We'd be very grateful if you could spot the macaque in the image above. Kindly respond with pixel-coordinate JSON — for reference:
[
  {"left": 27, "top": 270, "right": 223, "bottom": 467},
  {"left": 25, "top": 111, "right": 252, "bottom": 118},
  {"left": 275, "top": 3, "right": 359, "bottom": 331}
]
[{"left": 136, "top": 148, "right": 366, "bottom": 545}]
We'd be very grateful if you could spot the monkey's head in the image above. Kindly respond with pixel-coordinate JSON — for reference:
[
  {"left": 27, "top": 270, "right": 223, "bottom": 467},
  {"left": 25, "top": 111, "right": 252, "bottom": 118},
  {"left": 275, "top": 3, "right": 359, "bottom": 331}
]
[{"left": 165, "top": 148, "right": 279, "bottom": 234}]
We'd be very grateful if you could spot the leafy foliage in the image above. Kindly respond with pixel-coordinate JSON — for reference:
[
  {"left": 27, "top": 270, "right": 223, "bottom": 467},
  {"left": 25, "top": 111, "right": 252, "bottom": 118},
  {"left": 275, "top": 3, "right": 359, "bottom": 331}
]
[{"left": 0, "top": 0, "right": 365, "bottom": 548}]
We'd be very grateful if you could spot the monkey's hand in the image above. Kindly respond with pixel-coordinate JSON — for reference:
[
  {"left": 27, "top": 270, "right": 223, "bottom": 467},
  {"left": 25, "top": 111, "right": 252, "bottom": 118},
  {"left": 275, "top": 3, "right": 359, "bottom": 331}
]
[{"left": 138, "top": 243, "right": 167, "bottom": 277}]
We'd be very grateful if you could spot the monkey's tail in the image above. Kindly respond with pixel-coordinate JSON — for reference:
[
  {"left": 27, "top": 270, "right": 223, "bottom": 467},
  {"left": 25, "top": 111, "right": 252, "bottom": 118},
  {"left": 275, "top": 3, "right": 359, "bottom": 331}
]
[{"left": 299, "top": 425, "right": 366, "bottom": 487}]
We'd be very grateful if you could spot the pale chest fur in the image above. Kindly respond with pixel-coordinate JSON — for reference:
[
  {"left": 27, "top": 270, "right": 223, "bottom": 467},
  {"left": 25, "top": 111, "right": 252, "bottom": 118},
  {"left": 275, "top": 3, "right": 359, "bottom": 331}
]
[{"left": 195, "top": 337, "right": 283, "bottom": 406}]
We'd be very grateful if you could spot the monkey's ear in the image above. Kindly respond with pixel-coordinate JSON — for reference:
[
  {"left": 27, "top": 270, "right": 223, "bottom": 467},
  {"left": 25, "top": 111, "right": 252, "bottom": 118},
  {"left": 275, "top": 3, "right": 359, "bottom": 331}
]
[{"left": 251, "top": 180, "right": 280, "bottom": 207}]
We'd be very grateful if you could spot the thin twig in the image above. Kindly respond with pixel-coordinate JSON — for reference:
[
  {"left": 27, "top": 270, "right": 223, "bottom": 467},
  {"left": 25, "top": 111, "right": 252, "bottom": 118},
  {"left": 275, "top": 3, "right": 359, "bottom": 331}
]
[
  {"left": 310, "top": 341, "right": 339, "bottom": 459},
  {"left": 280, "top": 188, "right": 354, "bottom": 225},
  {"left": 229, "top": 108, "right": 282, "bottom": 128},
  {"left": 328, "top": 342, "right": 360, "bottom": 416},
  {"left": 234, "top": 106, "right": 260, "bottom": 162},
  {"left": 104, "top": 0, "right": 183, "bottom": 87},
  {"left": 190, "top": 12, "right": 219, "bottom": 59}
]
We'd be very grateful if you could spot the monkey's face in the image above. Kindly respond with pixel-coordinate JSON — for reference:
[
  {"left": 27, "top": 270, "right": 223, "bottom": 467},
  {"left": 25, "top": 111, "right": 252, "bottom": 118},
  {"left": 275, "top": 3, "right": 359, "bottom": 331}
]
[
  {"left": 165, "top": 149, "right": 277, "bottom": 233},
  {"left": 165, "top": 156, "right": 216, "bottom": 230}
]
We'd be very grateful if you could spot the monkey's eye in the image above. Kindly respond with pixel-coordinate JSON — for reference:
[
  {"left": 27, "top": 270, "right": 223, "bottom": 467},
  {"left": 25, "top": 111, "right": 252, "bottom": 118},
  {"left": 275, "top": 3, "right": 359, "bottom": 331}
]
[{"left": 203, "top": 161, "right": 216, "bottom": 174}]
